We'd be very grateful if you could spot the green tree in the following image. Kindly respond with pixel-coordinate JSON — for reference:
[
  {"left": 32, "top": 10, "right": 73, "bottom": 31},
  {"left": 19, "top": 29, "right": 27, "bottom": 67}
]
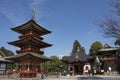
[
  {"left": 72, "top": 40, "right": 85, "bottom": 53},
  {"left": 43, "top": 56, "right": 67, "bottom": 72},
  {"left": 89, "top": 41, "right": 103, "bottom": 56}
]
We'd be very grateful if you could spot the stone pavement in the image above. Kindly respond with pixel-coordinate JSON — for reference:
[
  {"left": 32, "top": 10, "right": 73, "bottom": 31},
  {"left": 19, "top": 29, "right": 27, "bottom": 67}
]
[
  {"left": 76, "top": 75, "right": 120, "bottom": 80},
  {"left": 0, "top": 75, "right": 120, "bottom": 80}
]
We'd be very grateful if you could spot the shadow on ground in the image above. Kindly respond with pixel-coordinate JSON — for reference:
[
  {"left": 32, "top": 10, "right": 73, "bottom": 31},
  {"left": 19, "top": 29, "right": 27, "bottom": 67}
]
[{"left": 77, "top": 77, "right": 103, "bottom": 80}]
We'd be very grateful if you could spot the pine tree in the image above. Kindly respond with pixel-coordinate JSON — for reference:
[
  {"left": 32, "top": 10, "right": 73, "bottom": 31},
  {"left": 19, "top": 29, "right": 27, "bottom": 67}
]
[
  {"left": 89, "top": 41, "right": 103, "bottom": 56},
  {"left": 72, "top": 40, "right": 85, "bottom": 53}
]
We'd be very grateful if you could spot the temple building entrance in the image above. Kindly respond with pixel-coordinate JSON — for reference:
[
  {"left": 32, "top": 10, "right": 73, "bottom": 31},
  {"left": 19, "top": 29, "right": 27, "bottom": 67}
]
[
  {"left": 97, "top": 44, "right": 120, "bottom": 74},
  {"left": 74, "top": 65, "right": 83, "bottom": 75},
  {"left": 83, "top": 63, "right": 91, "bottom": 75},
  {"left": 62, "top": 48, "right": 95, "bottom": 76}
]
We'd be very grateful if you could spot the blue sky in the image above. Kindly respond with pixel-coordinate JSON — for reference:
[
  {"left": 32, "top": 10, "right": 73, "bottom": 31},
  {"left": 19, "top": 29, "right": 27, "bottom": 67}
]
[{"left": 0, "top": 0, "right": 116, "bottom": 58}]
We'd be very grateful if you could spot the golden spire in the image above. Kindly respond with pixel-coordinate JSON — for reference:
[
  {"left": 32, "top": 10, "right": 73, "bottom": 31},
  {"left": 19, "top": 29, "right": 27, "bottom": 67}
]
[{"left": 32, "top": 5, "right": 35, "bottom": 20}]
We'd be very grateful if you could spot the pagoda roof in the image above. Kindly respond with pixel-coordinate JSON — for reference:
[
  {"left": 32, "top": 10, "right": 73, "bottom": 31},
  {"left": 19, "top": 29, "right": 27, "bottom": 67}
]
[
  {"left": 62, "top": 51, "right": 94, "bottom": 63},
  {"left": 8, "top": 36, "right": 52, "bottom": 48},
  {"left": 11, "top": 19, "right": 51, "bottom": 35},
  {"left": 5, "top": 52, "right": 51, "bottom": 62}
]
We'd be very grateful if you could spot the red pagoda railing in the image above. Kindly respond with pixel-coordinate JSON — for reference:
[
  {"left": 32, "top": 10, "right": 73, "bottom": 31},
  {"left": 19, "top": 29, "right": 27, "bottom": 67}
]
[
  {"left": 101, "top": 57, "right": 117, "bottom": 61},
  {"left": 20, "top": 70, "right": 37, "bottom": 78},
  {"left": 19, "top": 70, "right": 49, "bottom": 78},
  {"left": 19, "top": 33, "right": 43, "bottom": 40},
  {"left": 16, "top": 50, "right": 44, "bottom": 54}
]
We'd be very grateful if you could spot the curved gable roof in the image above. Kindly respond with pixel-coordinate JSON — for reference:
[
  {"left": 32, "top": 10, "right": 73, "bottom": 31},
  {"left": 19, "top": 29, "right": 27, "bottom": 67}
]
[
  {"left": 0, "top": 51, "right": 6, "bottom": 57},
  {"left": 11, "top": 19, "right": 51, "bottom": 35},
  {"left": 62, "top": 51, "right": 94, "bottom": 63}
]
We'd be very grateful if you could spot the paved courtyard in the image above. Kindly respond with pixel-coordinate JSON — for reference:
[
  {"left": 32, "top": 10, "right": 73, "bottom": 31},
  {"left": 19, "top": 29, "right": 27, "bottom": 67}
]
[
  {"left": 76, "top": 77, "right": 120, "bottom": 80},
  {"left": 44, "top": 76, "right": 120, "bottom": 80},
  {"left": 0, "top": 75, "right": 120, "bottom": 80}
]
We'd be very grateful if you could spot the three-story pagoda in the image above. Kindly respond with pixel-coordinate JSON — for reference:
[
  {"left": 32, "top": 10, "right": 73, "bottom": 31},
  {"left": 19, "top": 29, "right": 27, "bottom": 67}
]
[{"left": 6, "top": 19, "right": 52, "bottom": 78}]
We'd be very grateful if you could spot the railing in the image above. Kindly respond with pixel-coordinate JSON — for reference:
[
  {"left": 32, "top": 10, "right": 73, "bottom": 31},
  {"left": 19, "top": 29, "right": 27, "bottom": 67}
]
[
  {"left": 16, "top": 50, "right": 44, "bottom": 54},
  {"left": 19, "top": 33, "right": 43, "bottom": 40},
  {"left": 20, "top": 70, "right": 37, "bottom": 78},
  {"left": 101, "top": 57, "right": 117, "bottom": 61}
]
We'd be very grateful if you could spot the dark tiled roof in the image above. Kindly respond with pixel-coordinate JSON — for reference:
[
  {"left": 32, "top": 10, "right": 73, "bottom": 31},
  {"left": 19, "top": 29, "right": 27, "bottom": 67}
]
[
  {"left": 8, "top": 36, "right": 52, "bottom": 48},
  {"left": 11, "top": 19, "right": 51, "bottom": 35},
  {"left": 0, "top": 51, "right": 6, "bottom": 57},
  {"left": 62, "top": 51, "right": 94, "bottom": 63},
  {"left": 97, "top": 47, "right": 119, "bottom": 55},
  {"left": 0, "top": 58, "right": 13, "bottom": 63},
  {"left": 0, "top": 51, "right": 13, "bottom": 63},
  {"left": 5, "top": 52, "right": 51, "bottom": 62},
  {"left": 99, "top": 47, "right": 119, "bottom": 52},
  {"left": 103, "top": 43, "right": 111, "bottom": 49}
]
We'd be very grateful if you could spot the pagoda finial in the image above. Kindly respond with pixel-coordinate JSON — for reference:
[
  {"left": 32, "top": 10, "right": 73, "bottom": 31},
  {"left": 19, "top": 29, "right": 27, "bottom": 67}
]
[{"left": 32, "top": 5, "right": 35, "bottom": 20}]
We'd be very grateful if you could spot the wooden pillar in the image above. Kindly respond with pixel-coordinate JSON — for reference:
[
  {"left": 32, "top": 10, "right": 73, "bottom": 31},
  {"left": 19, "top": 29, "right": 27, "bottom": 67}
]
[
  {"left": 40, "top": 63, "right": 42, "bottom": 72},
  {"left": 72, "top": 65, "right": 75, "bottom": 76},
  {"left": 4, "top": 63, "right": 7, "bottom": 74},
  {"left": 82, "top": 65, "right": 84, "bottom": 75},
  {"left": 19, "top": 64, "right": 21, "bottom": 71},
  {"left": 27, "top": 64, "right": 30, "bottom": 71}
]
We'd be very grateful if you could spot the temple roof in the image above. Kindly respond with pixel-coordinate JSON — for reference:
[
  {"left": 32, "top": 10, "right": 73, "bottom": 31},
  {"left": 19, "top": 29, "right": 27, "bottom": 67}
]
[
  {"left": 62, "top": 51, "right": 94, "bottom": 63},
  {"left": 0, "top": 51, "right": 6, "bottom": 57},
  {"left": 99, "top": 47, "right": 119, "bottom": 52},
  {"left": 98, "top": 44, "right": 119, "bottom": 52},
  {"left": 103, "top": 43, "right": 111, "bottom": 49},
  {"left": 97, "top": 44, "right": 120, "bottom": 55},
  {"left": 97, "top": 47, "right": 119, "bottom": 55},
  {"left": 11, "top": 19, "right": 51, "bottom": 35},
  {"left": 0, "top": 58, "right": 13, "bottom": 63},
  {"left": 0, "top": 51, "right": 13, "bottom": 63},
  {"left": 5, "top": 52, "right": 51, "bottom": 62},
  {"left": 8, "top": 36, "right": 52, "bottom": 48}
]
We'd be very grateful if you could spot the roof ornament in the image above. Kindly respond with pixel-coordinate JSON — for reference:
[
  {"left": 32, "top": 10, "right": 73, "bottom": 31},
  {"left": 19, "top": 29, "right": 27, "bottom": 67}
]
[
  {"left": 32, "top": 5, "right": 35, "bottom": 20},
  {"left": 104, "top": 43, "right": 111, "bottom": 49},
  {"left": 77, "top": 47, "right": 80, "bottom": 51},
  {"left": 75, "top": 47, "right": 80, "bottom": 62},
  {"left": 75, "top": 53, "right": 79, "bottom": 62},
  {"left": 75, "top": 53, "right": 79, "bottom": 59}
]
